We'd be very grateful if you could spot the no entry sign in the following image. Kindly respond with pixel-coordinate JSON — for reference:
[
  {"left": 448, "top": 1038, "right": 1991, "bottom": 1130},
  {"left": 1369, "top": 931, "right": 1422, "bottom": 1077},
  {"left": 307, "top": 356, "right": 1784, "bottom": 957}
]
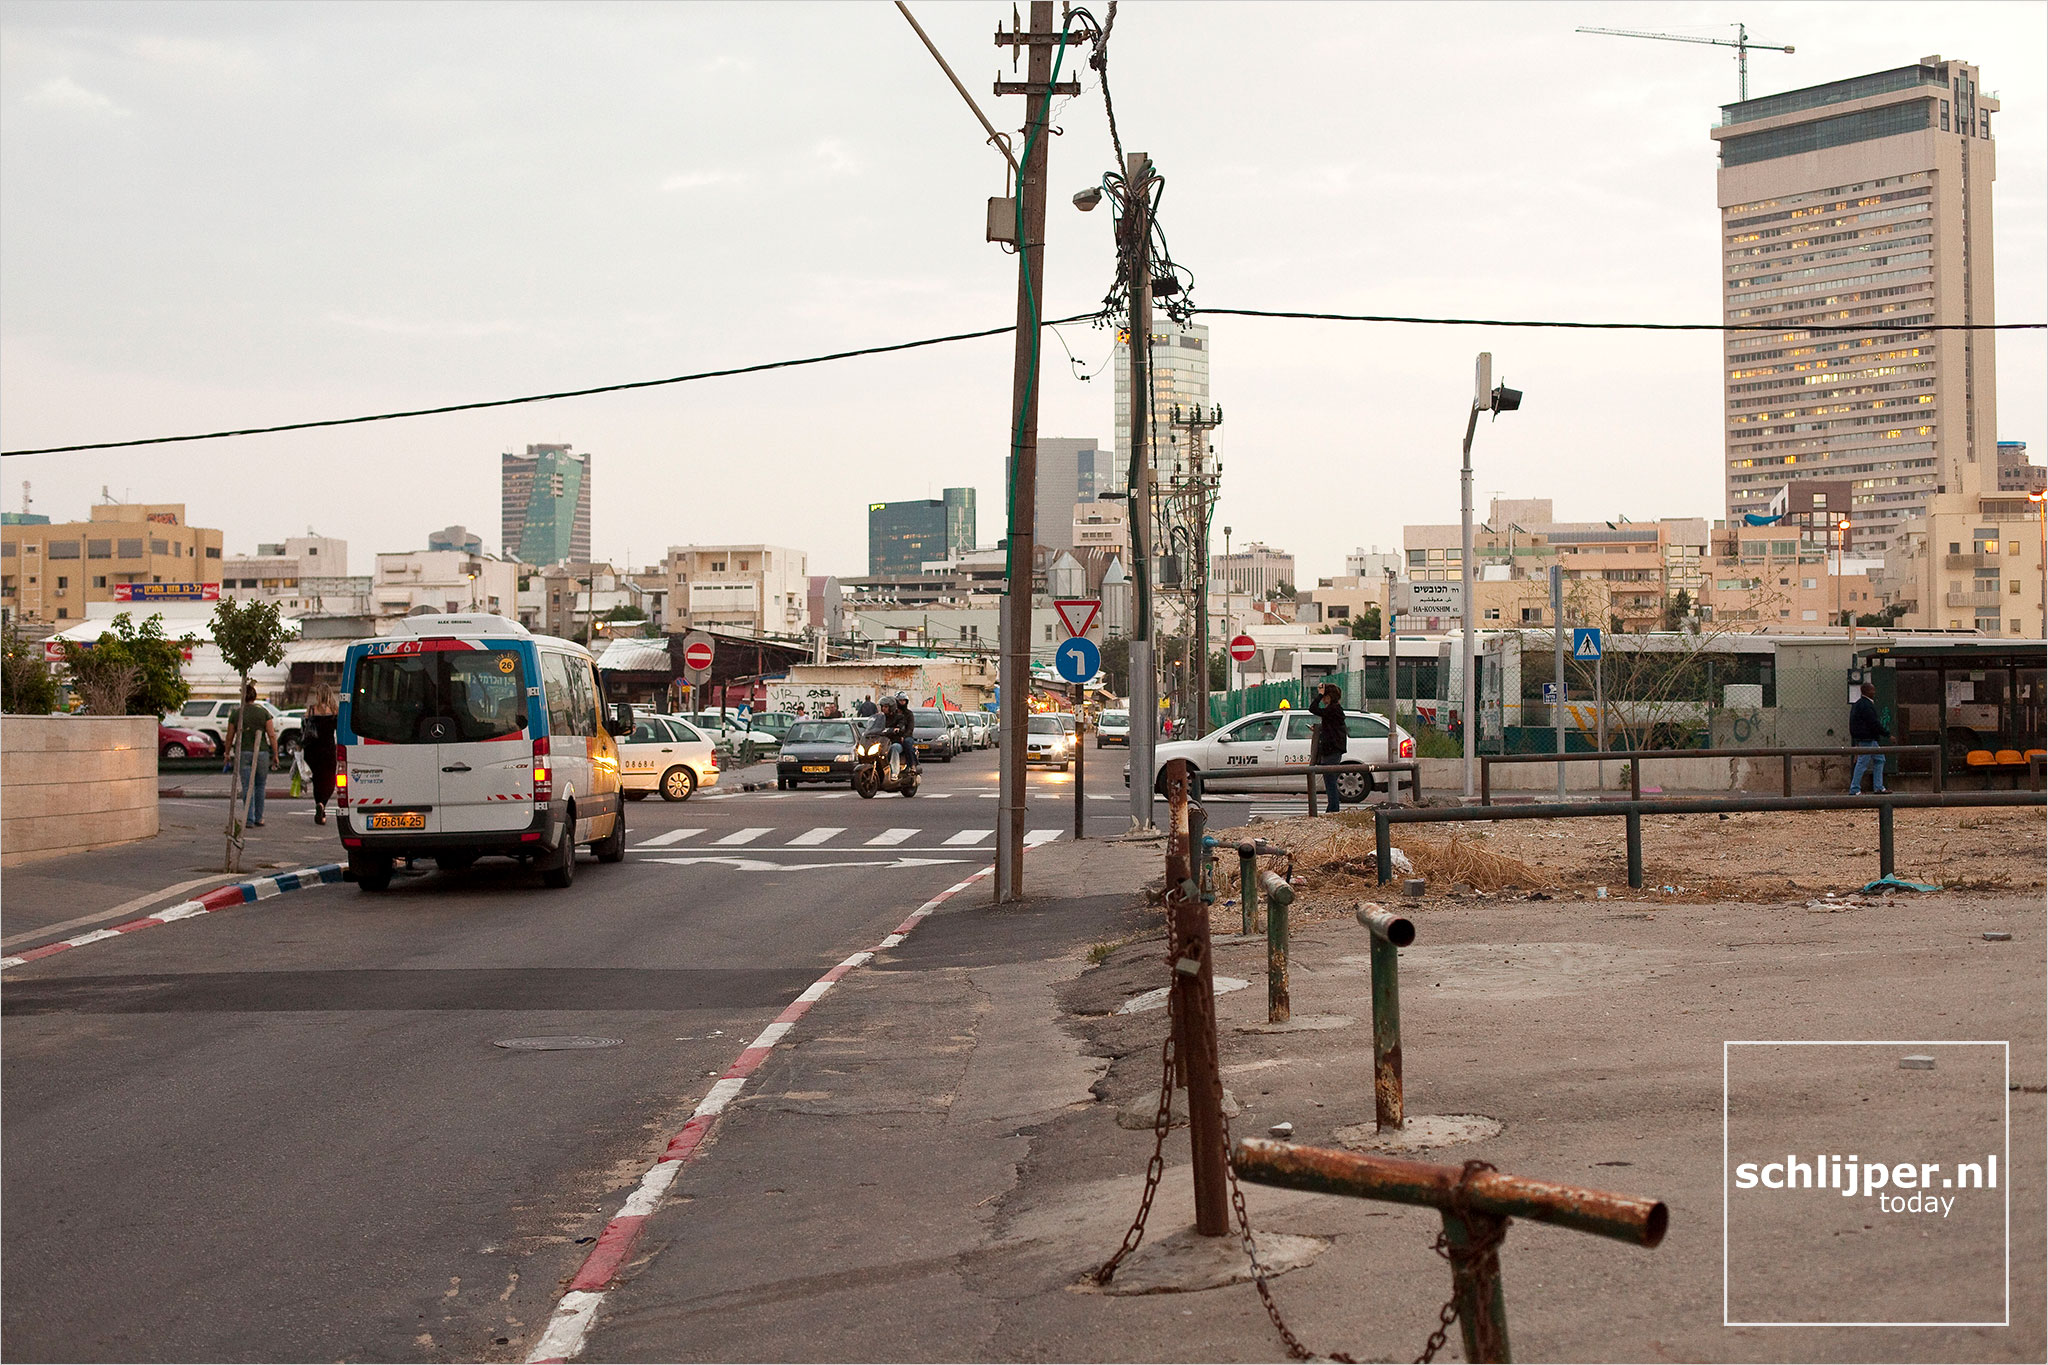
[
  {"left": 680, "top": 631, "right": 715, "bottom": 682},
  {"left": 1228, "top": 634, "right": 1257, "bottom": 664}
]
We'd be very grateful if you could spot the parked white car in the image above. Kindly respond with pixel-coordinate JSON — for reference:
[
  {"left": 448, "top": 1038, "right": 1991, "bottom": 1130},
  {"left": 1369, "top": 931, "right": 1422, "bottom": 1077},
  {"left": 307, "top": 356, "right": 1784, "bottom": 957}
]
[
  {"left": 1125, "top": 708, "right": 1414, "bottom": 803},
  {"left": 164, "top": 697, "right": 301, "bottom": 766},
  {"left": 1095, "top": 708, "right": 1131, "bottom": 748},
  {"left": 619, "top": 714, "right": 720, "bottom": 802}
]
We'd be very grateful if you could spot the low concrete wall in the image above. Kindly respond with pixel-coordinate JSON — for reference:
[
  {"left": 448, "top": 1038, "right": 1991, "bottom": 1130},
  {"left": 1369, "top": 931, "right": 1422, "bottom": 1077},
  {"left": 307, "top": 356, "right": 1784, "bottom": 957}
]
[{"left": 2, "top": 714, "right": 159, "bottom": 865}]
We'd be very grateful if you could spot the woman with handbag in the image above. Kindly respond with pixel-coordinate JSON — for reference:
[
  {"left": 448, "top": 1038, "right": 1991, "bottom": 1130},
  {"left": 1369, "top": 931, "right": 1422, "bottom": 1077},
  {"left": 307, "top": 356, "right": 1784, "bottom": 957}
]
[{"left": 302, "top": 682, "right": 341, "bottom": 826}]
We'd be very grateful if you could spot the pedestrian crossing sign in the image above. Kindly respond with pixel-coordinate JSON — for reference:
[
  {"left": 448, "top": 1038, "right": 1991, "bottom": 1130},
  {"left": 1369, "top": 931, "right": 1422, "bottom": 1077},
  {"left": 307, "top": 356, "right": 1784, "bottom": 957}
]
[{"left": 1572, "top": 628, "right": 1603, "bottom": 661}]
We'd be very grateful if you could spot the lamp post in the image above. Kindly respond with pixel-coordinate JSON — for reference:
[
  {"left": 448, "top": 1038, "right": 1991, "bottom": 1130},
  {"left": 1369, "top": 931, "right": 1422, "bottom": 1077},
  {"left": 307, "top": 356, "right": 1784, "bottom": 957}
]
[
  {"left": 1459, "top": 354, "right": 1522, "bottom": 799},
  {"left": 1837, "top": 517, "right": 1854, "bottom": 651},
  {"left": 2030, "top": 491, "right": 2047, "bottom": 638}
]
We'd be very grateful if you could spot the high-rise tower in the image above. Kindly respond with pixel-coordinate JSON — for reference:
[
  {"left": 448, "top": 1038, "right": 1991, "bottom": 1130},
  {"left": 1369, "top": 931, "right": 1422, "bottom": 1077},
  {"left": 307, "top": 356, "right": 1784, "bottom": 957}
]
[{"left": 501, "top": 444, "right": 592, "bottom": 566}]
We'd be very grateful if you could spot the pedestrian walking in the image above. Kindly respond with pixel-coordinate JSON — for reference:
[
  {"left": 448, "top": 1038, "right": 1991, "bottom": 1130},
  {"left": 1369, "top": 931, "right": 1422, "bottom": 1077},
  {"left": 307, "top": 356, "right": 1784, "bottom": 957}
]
[
  {"left": 302, "top": 681, "right": 340, "bottom": 826},
  {"left": 854, "top": 696, "right": 877, "bottom": 718},
  {"left": 224, "top": 682, "right": 279, "bottom": 827},
  {"left": 1848, "top": 681, "right": 1890, "bottom": 794},
  {"left": 1308, "top": 681, "right": 1349, "bottom": 813}
]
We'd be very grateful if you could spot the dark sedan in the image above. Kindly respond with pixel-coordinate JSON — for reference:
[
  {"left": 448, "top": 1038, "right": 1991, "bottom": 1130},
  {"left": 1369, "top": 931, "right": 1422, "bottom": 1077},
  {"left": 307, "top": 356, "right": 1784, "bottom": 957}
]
[{"left": 775, "top": 719, "right": 864, "bottom": 789}]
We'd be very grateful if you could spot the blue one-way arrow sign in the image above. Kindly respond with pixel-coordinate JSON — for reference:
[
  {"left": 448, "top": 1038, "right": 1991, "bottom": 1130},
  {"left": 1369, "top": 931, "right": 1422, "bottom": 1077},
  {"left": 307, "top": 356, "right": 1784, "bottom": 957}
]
[{"left": 1572, "top": 627, "right": 1603, "bottom": 661}]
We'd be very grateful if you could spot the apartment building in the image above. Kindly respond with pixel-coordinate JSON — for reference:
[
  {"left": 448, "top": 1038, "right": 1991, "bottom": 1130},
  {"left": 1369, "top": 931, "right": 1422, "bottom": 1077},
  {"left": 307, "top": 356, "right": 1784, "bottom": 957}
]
[
  {"left": 1712, "top": 57, "right": 2001, "bottom": 554},
  {"left": 373, "top": 549, "right": 518, "bottom": 620},
  {"left": 1, "top": 503, "right": 223, "bottom": 625},
  {"left": 664, "top": 544, "right": 808, "bottom": 637},
  {"left": 218, "top": 535, "right": 370, "bottom": 617},
  {"left": 1880, "top": 490, "right": 2045, "bottom": 637}
]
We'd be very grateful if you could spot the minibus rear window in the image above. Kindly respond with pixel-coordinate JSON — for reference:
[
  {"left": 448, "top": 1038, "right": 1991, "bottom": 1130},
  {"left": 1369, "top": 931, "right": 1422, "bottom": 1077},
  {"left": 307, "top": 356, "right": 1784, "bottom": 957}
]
[{"left": 352, "top": 648, "right": 530, "bottom": 743}]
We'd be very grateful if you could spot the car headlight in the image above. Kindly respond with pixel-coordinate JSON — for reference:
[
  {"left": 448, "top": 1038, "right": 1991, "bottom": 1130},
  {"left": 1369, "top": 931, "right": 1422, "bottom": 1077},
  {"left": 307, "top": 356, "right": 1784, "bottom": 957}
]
[{"left": 836, "top": 752, "right": 854, "bottom": 762}]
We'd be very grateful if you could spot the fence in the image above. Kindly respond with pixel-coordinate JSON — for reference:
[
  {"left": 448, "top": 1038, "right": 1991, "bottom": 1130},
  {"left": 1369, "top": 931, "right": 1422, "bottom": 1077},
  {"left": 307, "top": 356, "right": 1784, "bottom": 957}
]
[{"left": 1478, "top": 744, "right": 1942, "bottom": 805}]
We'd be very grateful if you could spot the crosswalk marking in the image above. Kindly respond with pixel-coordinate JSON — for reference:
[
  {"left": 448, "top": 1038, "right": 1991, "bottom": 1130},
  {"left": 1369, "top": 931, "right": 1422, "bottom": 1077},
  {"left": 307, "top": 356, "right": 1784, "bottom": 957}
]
[
  {"left": 786, "top": 827, "right": 844, "bottom": 846},
  {"left": 714, "top": 827, "right": 772, "bottom": 846},
  {"left": 943, "top": 829, "right": 992, "bottom": 846},
  {"left": 866, "top": 828, "right": 917, "bottom": 846},
  {"left": 1025, "top": 829, "right": 1062, "bottom": 846},
  {"left": 635, "top": 828, "right": 705, "bottom": 847}
]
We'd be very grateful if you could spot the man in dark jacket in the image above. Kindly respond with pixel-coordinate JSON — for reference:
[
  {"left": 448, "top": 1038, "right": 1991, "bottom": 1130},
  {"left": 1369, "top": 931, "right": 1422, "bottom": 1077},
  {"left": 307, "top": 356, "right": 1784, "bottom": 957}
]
[
  {"left": 1307, "top": 682, "right": 1350, "bottom": 813},
  {"left": 1848, "top": 681, "right": 1889, "bottom": 795}
]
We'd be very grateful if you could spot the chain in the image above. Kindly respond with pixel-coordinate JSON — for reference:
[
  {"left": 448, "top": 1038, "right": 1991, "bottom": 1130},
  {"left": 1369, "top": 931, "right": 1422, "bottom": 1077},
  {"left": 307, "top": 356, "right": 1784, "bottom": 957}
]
[
  {"left": 1415, "top": 1161, "right": 1508, "bottom": 1364},
  {"left": 1091, "top": 912, "right": 1184, "bottom": 1286}
]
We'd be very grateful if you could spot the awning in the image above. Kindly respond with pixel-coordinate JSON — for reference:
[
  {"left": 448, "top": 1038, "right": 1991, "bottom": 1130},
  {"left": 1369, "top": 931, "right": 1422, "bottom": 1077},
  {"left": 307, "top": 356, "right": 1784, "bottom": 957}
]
[{"left": 595, "top": 637, "right": 677, "bottom": 673}]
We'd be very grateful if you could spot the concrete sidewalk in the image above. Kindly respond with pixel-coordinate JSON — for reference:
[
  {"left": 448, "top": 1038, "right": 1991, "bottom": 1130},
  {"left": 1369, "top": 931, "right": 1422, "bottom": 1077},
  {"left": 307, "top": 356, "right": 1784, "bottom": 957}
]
[{"left": 572, "top": 832, "right": 2045, "bottom": 1363}]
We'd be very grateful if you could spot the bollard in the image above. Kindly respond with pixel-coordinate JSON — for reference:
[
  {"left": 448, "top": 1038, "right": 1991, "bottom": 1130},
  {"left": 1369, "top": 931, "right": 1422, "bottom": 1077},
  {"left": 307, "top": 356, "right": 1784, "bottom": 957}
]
[
  {"left": 1258, "top": 869, "right": 1294, "bottom": 1024},
  {"left": 1879, "top": 801, "right": 1895, "bottom": 877},
  {"left": 1189, "top": 801, "right": 1211, "bottom": 904},
  {"left": 1356, "top": 904, "right": 1415, "bottom": 1130},
  {"left": 1163, "top": 760, "right": 1229, "bottom": 1236},
  {"left": 1625, "top": 809, "right": 1643, "bottom": 889},
  {"left": 1375, "top": 807, "right": 1394, "bottom": 886},
  {"left": 1233, "top": 1139, "right": 1669, "bottom": 1365},
  {"left": 1237, "top": 841, "right": 1259, "bottom": 933},
  {"left": 1782, "top": 752, "right": 1794, "bottom": 799}
]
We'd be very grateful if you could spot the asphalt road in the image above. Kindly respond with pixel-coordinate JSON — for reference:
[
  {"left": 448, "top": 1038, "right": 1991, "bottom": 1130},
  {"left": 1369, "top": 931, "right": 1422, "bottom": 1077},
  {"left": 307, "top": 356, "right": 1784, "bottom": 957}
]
[{"left": 0, "top": 747, "right": 1162, "bottom": 1362}]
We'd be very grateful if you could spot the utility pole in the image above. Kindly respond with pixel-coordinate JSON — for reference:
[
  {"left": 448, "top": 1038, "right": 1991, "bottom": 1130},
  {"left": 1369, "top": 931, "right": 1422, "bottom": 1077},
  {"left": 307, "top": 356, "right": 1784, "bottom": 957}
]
[
  {"left": 1552, "top": 564, "right": 1566, "bottom": 800},
  {"left": 1125, "top": 150, "right": 1159, "bottom": 835},
  {"left": 1169, "top": 404, "right": 1223, "bottom": 735},
  {"left": 992, "top": 2, "right": 1074, "bottom": 900}
]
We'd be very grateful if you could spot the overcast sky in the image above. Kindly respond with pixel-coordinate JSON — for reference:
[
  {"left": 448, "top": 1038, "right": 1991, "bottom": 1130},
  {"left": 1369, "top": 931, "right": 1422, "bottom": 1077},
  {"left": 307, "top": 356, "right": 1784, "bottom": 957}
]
[{"left": 3, "top": 0, "right": 2042, "bottom": 584}]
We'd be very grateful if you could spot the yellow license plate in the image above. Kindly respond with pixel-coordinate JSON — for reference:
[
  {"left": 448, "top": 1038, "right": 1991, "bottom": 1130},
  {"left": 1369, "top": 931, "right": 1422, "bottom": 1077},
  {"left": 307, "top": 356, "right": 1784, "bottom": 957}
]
[
  {"left": 368, "top": 812, "right": 426, "bottom": 830},
  {"left": 802, "top": 765, "right": 830, "bottom": 773}
]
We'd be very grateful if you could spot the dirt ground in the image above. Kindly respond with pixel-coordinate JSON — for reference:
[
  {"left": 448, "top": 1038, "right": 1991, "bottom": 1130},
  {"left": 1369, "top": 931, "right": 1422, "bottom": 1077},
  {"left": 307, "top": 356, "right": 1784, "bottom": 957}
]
[{"left": 1210, "top": 806, "right": 2047, "bottom": 930}]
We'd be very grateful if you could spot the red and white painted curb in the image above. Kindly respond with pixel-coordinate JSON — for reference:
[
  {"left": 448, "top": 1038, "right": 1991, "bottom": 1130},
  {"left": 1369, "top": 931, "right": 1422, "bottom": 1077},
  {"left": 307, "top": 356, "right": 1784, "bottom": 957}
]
[
  {"left": 524, "top": 863, "right": 998, "bottom": 1364},
  {"left": 0, "top": 864, "right": 346, "bottom": 971}
]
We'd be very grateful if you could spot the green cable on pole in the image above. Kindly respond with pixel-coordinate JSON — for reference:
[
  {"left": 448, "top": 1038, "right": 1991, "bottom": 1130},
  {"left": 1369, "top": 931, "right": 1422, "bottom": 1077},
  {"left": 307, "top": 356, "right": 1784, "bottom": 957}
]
[{"left": 1003, "top": 18, "right": 1077, "bottom": 585}]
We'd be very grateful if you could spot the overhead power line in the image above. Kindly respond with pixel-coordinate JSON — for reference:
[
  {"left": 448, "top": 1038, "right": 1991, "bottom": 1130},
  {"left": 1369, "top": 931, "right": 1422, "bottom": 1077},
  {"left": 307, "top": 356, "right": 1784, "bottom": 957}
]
[{"left": 2, "top": 306, "right": 2040, "bottom": 459}]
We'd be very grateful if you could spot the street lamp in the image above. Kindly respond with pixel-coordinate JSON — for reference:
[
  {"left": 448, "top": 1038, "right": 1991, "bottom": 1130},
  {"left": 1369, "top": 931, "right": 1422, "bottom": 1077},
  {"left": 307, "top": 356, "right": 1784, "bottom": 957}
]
[
  {"left": 1459, "top": 353, "right": 1522, "bottom": 799},
  {"left": 2030, "top": 490, "right": 2047, "bottom": 638}
]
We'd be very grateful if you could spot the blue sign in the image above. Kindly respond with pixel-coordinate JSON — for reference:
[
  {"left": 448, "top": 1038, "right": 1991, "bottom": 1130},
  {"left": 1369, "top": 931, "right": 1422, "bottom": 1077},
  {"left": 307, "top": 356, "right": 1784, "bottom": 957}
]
[
  {"left": 1572, "top": 628, "right": 1603, "bottom": 661},
  {"left": 1541, "top": 682, "right": 1561, "bottom": 703},
  {"left": 1054, "top": 636, "right": 1100, "bottom": 684}
]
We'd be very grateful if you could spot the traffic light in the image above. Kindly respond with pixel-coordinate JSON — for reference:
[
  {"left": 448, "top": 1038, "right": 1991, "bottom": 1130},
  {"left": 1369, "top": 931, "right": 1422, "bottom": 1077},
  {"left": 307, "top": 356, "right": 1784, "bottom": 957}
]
[{"left": 1490, "top": 383, "right": 1523, "bottom": 416}]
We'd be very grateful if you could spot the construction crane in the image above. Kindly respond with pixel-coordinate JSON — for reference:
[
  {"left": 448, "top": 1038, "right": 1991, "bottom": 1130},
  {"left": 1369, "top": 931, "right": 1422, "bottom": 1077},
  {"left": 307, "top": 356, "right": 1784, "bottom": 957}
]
[{"left": 1577, "top": 23, "right": 1794, "bottom": 101}]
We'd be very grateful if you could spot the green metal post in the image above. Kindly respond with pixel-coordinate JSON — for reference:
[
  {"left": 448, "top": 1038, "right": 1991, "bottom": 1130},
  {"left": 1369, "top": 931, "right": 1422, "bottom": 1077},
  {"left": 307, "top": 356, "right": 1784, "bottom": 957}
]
[
  {"left": 1625, "top": 809, "right": 1643, "bottom": 889},
  {"left": 1375, "top": 808, "right": 1393, "bottom": 886},
  {"left": 1237, "top": 841, "right": 1258, "bottom": 934},
  {"left": 1357, "top": 904, "right": 1415, "bottom": 1131},
  {"left": 1259, "top": 870, "right": 1294, "bottom": 1024},
  {"left": 1878, "top": 801, "right": 1895, "bottom": 877},
  {"left": 1441, "top": 1207, "right": 1513, "bottom": 1363}
]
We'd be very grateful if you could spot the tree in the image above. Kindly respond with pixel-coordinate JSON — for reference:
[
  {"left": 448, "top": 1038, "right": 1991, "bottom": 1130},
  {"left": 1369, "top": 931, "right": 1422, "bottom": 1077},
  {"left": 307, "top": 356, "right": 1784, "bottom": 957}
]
[
  {"left": 1, "top": 622, "right": 57, "bottom": 714},
  {"left": 1270, "top": 580, "right": 1296, "bottom": 600},
  {"left": 1661, "top": 589, "right": 1694, "bottom": 632},
  {"left": 1097, "top": 636, "right": 1131, "bottom": 696},
  {"left": 603, "top": 604, "right": 647, "bottom": 622},
  {"left": 1348, "top": 605, "right": 1383, "bottom": 641},
  {"left": 1857, "top": 603, "right": 1906, "bottom": 629},
  {"left": 60, "top": 612, "right": 195, "bottom": 716},
  {"left": 211, "top": 599, "right": 293, "bottom": 873}
]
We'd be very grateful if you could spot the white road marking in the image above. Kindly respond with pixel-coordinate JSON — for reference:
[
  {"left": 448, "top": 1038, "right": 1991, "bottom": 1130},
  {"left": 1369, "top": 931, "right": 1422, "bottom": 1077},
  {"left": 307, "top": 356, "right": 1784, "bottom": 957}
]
[
  {"left": 785, "top": 827, "right": 844, "bottom": 846},
  {"left": 943, "top": 829, "right": 993, "bottom": 846},
  {"left": 1025, "top": 829, "right": 1063, "bottom": 846},
  {"left": 865, "top": 828, "right": 917, "bottom": 846},
  {"left": 639, "top": 855, "right": 971, "bottom": 872},
  {"left": 635, "top": 828, "right": 705, "bottom": 848},
  {"left": 713, "top": 827, "right": 772, "bottom": 846}
]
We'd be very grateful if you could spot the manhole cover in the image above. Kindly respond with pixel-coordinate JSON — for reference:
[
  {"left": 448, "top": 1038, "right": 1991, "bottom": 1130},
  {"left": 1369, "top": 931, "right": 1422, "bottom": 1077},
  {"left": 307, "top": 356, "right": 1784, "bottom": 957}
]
[{"left": 493, "top": 1036, "right": 623, "bottom": 1051}]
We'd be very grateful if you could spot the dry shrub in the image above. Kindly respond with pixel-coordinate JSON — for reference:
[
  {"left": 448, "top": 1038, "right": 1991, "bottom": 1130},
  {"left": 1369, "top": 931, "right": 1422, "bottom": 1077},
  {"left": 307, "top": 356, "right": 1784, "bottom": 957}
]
[{"left": 1211, "top": 812, "right": 1555, "bottom": 897}]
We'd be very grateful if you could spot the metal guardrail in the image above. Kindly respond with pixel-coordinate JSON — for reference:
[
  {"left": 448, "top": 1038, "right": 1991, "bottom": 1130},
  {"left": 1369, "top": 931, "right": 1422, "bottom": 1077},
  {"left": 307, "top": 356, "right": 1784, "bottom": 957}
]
[
  {"left": 1375, "top": 789, "right": 2047, "bottom": 890},
  {"left": 1479, "top": 744, "right": 1943, "bottom": 806},
  {"left": 1192, "top": 760, "right": 1422, "bottom": 816}
]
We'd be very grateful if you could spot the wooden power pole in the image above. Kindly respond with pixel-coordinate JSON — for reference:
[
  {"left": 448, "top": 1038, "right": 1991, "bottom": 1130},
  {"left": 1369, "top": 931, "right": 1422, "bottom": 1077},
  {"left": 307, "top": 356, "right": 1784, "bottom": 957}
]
[{"left": 994, "top": 2, "right": 1077, "bottom": 901}]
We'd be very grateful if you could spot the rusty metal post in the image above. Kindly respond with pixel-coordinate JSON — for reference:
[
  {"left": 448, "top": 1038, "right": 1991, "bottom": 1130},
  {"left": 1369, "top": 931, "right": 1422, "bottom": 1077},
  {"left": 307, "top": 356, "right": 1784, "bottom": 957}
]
[
  {"left": 1782, "top": 751, "right": 1794, "bottom": 798},
  {"left": 1878, "top": 800, "right": 1895, "bottom": 877},
  {"left": 1629, "top": 755, "right": 1641, "bottom": 802},
  {"left": 1259, "top": 869, "right": 1293, "bottom": 1023},
  {"left": 1375, "top": 807, "right": 1393, "bottom": 886},
  {"left": 1357, "top": 904, "right": 1414, "bottom": 1130},
  {"left": 1164, "top": 760, "right": 1229, "bottom": 1236},
  {"left": 1306, "top": 769, "right": 1316, "bottom": 818},
  {"left": 1442, "top": 1207, "right": 1512, "bottom": 1363},
  {"left": 1625, "top": 808, "right": 1643, "bottom": 889},
  {"left": 1480, "top": 755, "right": 1491, "bottom": 807},
  {"left": 1237, "top": 840, "right": 1258, "bottom": 934}
]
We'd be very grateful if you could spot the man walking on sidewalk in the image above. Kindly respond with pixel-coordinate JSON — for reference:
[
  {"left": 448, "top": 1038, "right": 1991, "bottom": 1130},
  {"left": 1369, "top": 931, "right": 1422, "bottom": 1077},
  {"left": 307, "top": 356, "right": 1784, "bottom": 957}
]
[
  {"left": 1848, "top": 681, "right": 1890, "bottom": 795},
  {"left": 1308, "top": 682, "right": 1349, "bottom": 813}
]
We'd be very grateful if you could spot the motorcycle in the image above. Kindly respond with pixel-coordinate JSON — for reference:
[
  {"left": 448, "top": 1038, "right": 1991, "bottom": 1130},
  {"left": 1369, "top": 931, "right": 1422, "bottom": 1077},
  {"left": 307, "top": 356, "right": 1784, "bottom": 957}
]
[{"left": 852, "top": 727, "right": 921, "bottom": 799}]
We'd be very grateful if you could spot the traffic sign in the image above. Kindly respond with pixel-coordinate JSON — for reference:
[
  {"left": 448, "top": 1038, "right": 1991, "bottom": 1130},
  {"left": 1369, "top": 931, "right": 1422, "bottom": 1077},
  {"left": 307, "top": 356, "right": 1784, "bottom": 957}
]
[
  {"left": 1541, "top": 681, "right": 1561, "bottom": 703},
  {"left": 1572, "top": 628, "right": 1603, "bottom": 661},
  {"left": 680, "top": 630, "right": 715, "bottom": 682},
  {"left": 1054, "top": 636, "right": 1100, "bottom": 684},
  {"left": 1227, "top": 634, "right": 1257, "bottom": 663},
  {"left": 1399, "top": 582, "right": 1464, "bottom": 616},
  {"left": 1054, "top": 598, "right": 1101, "bottom": 639}
]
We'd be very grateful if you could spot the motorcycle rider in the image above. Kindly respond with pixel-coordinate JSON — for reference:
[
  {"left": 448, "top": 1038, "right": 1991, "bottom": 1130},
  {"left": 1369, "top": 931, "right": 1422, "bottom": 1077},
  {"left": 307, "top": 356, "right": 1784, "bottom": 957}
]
[{"left": 879, "top": 693, "right": 921, "bottom": 778}]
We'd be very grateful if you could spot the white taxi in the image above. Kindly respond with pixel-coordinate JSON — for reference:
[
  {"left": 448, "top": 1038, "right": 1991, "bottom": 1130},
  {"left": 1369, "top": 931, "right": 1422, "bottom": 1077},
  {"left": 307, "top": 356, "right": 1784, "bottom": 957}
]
[
  {"left": 1126, "top": 708, "right": 1414, "bottom": 803},
  {"left": 619, "top": 713, "right": 719, "bottom": 802}
]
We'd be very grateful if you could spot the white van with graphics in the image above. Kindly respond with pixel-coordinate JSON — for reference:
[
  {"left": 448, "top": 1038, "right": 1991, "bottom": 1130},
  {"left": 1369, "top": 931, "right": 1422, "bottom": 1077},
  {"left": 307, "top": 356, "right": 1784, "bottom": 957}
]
[{"left": 336, "top": 614, "right": 629, "bottom": 891}]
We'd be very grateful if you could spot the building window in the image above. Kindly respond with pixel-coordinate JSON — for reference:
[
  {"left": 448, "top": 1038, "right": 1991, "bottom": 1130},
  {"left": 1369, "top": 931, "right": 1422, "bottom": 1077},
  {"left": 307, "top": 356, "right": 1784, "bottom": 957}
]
[
  {"left": 1519, "top": 608, "right": 1543, "bottom": 623},
  {"left": 711, "top": 561, "right": 726, "bottom": 572},
  {"left": 2011, "top": 580, "right": 2022, "bottom": 595},
  {"left": 87, "top": 540, "right": 111, "bottom": 558},
  {"left": 206, "top": 546, "right": 220, "bottom": 558},
  {"left": 738, "top": 559, "right": 750, "bottom": 571},
  {"left": 1482, "top": 608, "right": 1501, "bottom": 621},
  {"left": 92, "top": 576, "right": 106, "bottom": 589},
  {"left": 118, "top": 538, "right": 142, "bottom": 559},
  {"left": 55, "top": 576, "right": 68, "bottom": 591},
  {"left": 56, "top": 608, "right": 67, "bottom": 619},
  {"left": 2013, "top": 620, "right": 2022, "bottom": 634},
  {"left": 2011, "top": 542, "right": 2021, "bottom": 556},
  {"left": 48, "top": 540, "right": 80, "bottom": 559}
]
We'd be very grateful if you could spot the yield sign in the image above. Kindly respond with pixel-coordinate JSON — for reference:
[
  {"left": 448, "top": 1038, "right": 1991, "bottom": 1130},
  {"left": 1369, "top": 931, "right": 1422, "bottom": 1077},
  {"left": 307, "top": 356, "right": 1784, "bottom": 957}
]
[{"left": 1054, "top": 598, "right": 1101, "bottom": 639}]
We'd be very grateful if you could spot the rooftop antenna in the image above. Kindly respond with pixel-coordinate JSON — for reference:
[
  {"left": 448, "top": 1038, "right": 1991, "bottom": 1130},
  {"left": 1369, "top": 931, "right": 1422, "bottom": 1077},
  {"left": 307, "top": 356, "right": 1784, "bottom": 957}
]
[{"left": 1576, "top": 22, "right": 1795, "bottom": 101}]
